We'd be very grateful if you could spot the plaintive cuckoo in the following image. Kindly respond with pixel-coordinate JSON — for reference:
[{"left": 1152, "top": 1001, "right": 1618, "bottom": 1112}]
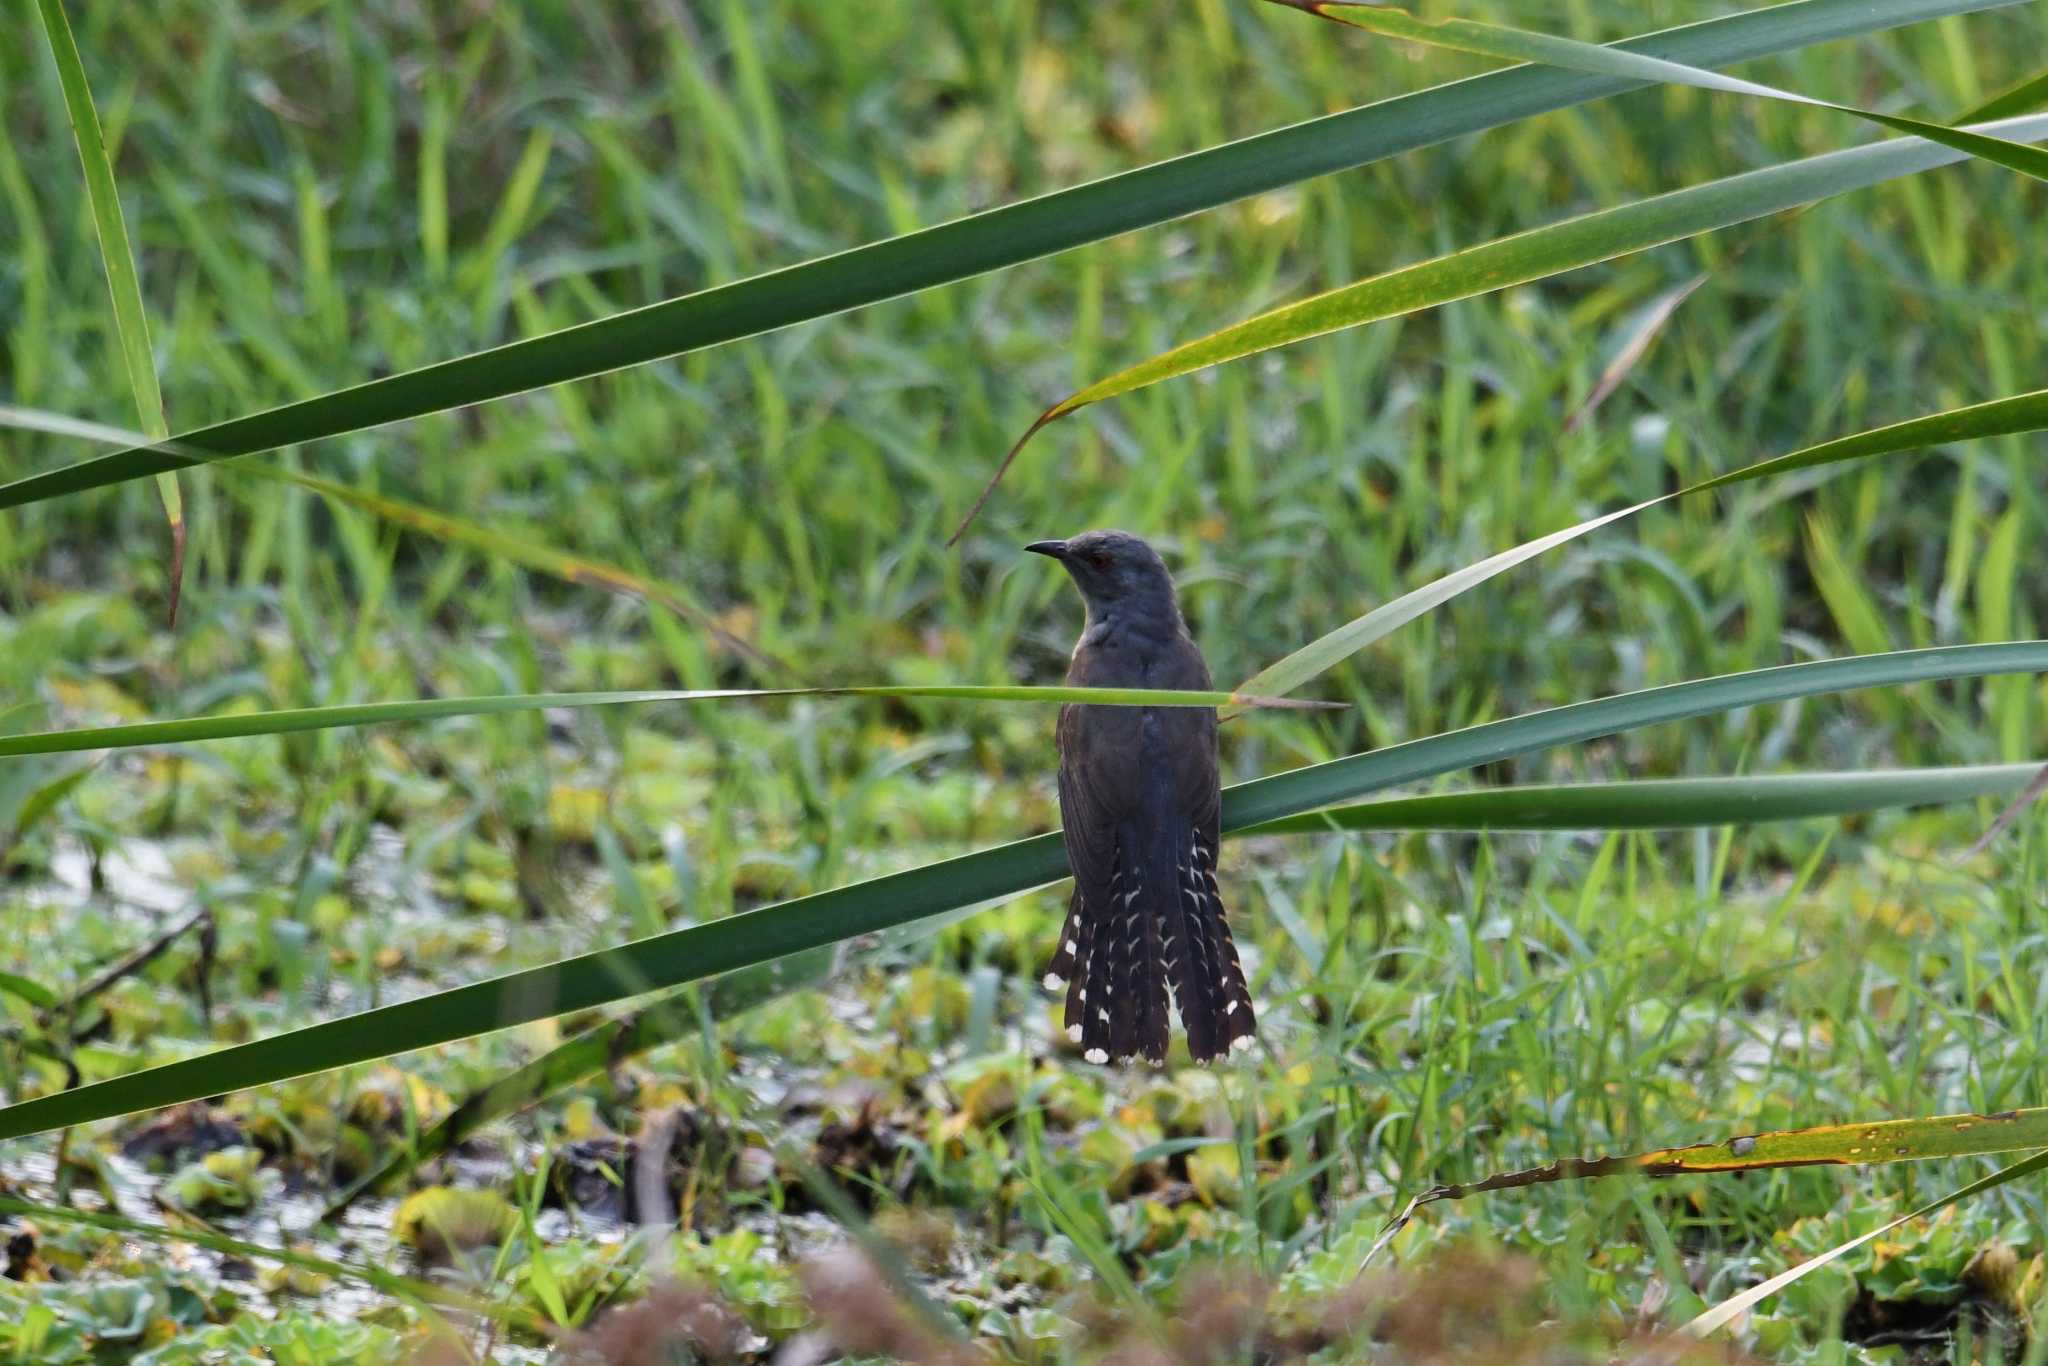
[{"left": 1027, "top": 529, "right": 1256, "bottom": 1064}]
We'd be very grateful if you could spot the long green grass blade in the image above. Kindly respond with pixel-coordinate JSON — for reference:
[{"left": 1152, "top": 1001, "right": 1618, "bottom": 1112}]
[
  {"left": 29, "top": 0, "right": 185, "bottom": 618},
  {"left": 1286, "top": 2, "right": 2048, "bottom": 181},
  {"left": 1693, "top": 389, "right": 2048, "bottom": 492},
  {"left": 27, "top": 1, "right": 163, "bottom": 440},
  {"left": 968, "top": 110, "right": 2048, "bottom": 504},
  {"left": 1245, "top": 763, "right": 2044, "bottom": 832},
  {"left": 1235, "top": 388, "right": 2048, "bottom": 699},
  {"left": 0, "top": 0, "right": 2017, "bottom": 508},
  {"left": 0, "top": 685, "right": 1326, "bottom": 761},
  {"left": 3, "top": 642, "right": 2045, "bottom": 1139}
]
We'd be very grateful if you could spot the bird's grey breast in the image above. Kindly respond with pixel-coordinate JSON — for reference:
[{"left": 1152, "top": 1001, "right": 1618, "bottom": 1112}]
[{"left": 1061, "top": 622, "right": 1215, "bottom": 817}]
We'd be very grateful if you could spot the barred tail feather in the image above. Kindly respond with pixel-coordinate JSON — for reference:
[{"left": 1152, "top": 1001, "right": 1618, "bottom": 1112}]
[
  {"left": 1077, "top": 893, "right": 1117, "bottom": 1064},
  {"left": 1108, "top": 841, "right": 1170, "bottom": 1064},
  {"left": 1061, "top": 857, "right": 1117, "bottom": 1064},
  {"left": 1045, "top": 887, "right": 1086, "bottom": 991},
  {"left": 1048, "top": 829, "right": 1250, "bottom": 1065},
  {"left": 1133, "top": 848, "right": 1172, "bottom": 1064},
  {"left": 1180, "top": 829, "right": 1255, "bottom": 1061},
  {"left": 1163, "top": 829, "right": 1218, "bottom": 1060}
]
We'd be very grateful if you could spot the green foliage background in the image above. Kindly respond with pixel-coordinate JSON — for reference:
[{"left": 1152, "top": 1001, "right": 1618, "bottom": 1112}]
[{"left": 1, "top": 0, "right": 2045, "bottom": 1359}]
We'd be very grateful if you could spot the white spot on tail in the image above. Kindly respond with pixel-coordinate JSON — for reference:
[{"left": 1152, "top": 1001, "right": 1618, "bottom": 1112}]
[
  {"left": 1224, "top": 1000, "right": 1237, "bottom": 1015},
  {"left": 1065, "top": 938, "right": 1078, "bottom": 954},
  {"left": 1043, "top": 973, "right": 1064, "bottom": 991},
  {"left": 1083, "top": 1048, "right": 1109, "bottom": 1064},
  {"left": 1230, "top": 1034, "right": 1255, "bottom": 1054},
  {"left": 1066, "top": 1024, "right": 1082, "bottom": 1043},
  {"left": 1097, "top": 1008, "right": 1110, "bottom": 1023}
]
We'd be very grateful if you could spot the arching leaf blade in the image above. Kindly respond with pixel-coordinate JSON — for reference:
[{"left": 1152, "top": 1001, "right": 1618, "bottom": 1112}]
[
  {"left": 333, "top": 761, "right": 2042, "bottom": 1212},
  {"left": 1237, "top": 387, "right": 2048, "bottom": 700},
  {"left": 1013, "top": 112, "right": 2048, "bottom": 452},
  {"left": 1366, "top": 1109, "right": 2048, "bottom": 1281}
]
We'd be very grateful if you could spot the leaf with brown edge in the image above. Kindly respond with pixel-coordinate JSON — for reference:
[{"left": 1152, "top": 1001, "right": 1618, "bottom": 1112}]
[
  {"left": 954, "top": 102, "right": 2048, "bottom": 529},
  {"left": 1367, "top": 1106, "right": 2048, "bottom": 1271},
  {"left": 1564, "top": 273, "right": 1707, "bottom": 434},
  {"left": 1684, "top": 1149, "right": 2048, "bottom": 1336}
]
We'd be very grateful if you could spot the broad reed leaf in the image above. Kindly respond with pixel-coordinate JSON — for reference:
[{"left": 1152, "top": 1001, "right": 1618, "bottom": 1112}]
[
  {"left": 1237, "top": 388, "right": 2048, "bottom": 699},
  {"left": 0, "top": 0, "right": 2018, "bottom": 508},
  {"left": 1286, "top": 2, "right": 2048, "bottom": 180},
  {"left": 961, "top": 110, "right": 2048, "bottom": 527},
  {"left": 29, "top": 0, "right": 185, "bottom": 620},
  {"left": 4, "top": 641, "right": 2047, "bottom": 1138},
  {"left": 1244, "top": 763, "right": 2044, "bottom": 832}
]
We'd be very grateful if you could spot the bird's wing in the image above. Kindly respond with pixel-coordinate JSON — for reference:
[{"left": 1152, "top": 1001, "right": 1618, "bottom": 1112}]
[
  {"left": 1149, "top": 703, "right": 1252, "bottom": 1061},
  {"left": 1048, "top": 702, "right": 1120, "bottom": 968}
]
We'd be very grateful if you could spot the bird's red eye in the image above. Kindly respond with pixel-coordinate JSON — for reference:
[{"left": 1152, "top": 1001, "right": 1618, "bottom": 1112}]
[{"left": 1086, "top": 550, "right": 1112, "bottom": 569}]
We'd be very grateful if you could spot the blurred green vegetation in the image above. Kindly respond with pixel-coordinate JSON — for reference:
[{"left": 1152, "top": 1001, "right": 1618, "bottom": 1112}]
[{"left": 2, "top": 0, "right": 2046, "bottom": 1360}]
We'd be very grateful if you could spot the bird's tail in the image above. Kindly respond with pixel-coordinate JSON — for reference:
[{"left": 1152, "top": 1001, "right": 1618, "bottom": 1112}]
[{"left": 1046, "top": 827, "right": 1255, "bottom": 1064}]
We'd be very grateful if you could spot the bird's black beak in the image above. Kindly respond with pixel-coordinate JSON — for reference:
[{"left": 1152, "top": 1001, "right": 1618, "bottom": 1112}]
[{"left": 1024, "top": 539, "right": 1070, "bottom": 560}]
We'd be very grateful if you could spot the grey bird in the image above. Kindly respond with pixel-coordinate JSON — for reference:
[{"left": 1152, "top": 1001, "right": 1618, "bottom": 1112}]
[{"left": 1026, "top": 530, "right": 1256, "bottom": 1064}]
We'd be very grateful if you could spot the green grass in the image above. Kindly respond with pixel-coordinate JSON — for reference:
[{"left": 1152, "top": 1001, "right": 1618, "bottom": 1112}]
[{"left": 2, "top": 0, "right": 2046, "bottom": 1360}]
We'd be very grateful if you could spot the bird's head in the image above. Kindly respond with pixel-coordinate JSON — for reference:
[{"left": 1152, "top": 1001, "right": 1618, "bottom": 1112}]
[{"left": 1026, "top": 529, "right": 1180, "bottom": 625}]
